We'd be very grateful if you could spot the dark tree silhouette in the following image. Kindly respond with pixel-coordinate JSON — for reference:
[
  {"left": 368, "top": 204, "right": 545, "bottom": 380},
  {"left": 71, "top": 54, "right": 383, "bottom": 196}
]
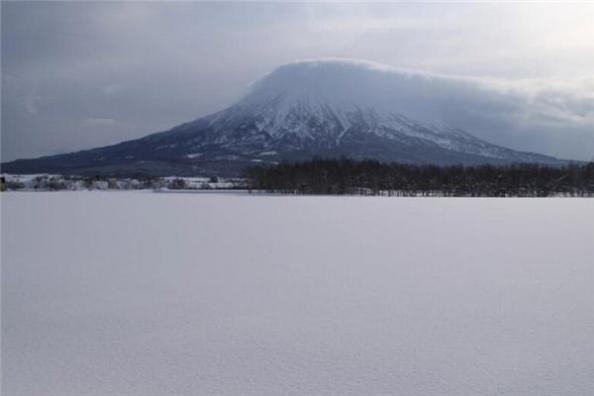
[{"left": 246, "top": 159, "right": 594, "bottom": 197}]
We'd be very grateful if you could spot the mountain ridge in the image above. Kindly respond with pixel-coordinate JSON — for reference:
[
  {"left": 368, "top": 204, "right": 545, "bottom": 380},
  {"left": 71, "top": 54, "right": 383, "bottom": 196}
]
[{"left": 1, "top": 59, "right": 565, "bottom": 177}]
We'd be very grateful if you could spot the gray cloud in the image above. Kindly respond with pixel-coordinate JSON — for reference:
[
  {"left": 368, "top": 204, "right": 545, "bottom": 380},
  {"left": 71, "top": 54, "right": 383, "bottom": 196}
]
[
  {"left": 81, "top": 118, "right": 119, "bottom": 128},
  {"left": 2, "top": 2, "right": 594, "bottom": 162},
  {"left": 257, "top": 59, "right": 594, "bottom": 161}
]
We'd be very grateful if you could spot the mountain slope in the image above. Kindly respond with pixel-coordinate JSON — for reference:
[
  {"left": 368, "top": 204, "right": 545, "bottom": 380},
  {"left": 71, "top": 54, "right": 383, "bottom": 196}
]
[{"left": 2, "top": 59, "right": 563, "bottom": 176}]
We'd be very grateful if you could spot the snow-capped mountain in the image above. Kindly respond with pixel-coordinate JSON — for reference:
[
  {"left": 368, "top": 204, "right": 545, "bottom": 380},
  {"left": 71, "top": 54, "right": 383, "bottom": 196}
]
[{"left": 2, "top": 59, "right": 563, "bottom": 176}]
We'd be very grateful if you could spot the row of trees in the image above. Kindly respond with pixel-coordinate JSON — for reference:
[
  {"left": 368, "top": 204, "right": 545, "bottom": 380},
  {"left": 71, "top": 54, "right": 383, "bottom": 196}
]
[
  {"left": 2, "top": 174, "right": 228, "bottom": 191},
  {"left": 246, "top": 159, "right": 594, "bottom": 197}
]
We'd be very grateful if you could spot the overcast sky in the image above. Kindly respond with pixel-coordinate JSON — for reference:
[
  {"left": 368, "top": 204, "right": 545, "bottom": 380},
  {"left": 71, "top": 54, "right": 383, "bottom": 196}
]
[{"left": 2, "top": 2, "right": 594, "bottom": 162}]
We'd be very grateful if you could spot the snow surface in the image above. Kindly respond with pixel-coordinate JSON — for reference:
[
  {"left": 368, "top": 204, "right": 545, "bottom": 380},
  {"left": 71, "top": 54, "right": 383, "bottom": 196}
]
[{"left": 2, "top": 192, "right": 594, "bottom": 396}]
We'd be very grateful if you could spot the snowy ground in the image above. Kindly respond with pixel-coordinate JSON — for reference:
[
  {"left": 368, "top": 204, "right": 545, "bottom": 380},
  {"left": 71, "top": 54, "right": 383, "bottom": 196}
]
[{"left": 2, "top": 192, "right": 594, "bottom": 396}]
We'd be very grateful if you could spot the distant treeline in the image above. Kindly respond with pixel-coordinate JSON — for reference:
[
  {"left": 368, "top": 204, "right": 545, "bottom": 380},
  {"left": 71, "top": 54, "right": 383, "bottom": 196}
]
[
  {"left": 1, "top": 174, "right": 243, "bottom": 191},
  {"left": 246, "top": 159, "right": 594, "bottom": 197}
]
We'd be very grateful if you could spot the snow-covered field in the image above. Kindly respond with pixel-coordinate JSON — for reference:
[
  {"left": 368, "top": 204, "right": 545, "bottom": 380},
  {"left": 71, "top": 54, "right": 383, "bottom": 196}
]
[{"left": 2, "top": 192, "right": 594, "bottom": 396}]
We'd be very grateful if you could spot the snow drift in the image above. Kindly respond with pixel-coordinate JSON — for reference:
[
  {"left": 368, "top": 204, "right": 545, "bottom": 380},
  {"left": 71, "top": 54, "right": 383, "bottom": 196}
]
[{"left": 3, "top": 192, "right": 594, "bottom": 395}]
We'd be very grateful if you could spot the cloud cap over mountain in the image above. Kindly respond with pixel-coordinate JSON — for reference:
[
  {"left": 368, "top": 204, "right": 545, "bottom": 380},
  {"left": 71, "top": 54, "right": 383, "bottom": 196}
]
[
  {"left": 2, "top": 2, "right": 594, "bottom": 162},
  {"left": 243, "top": 59, "right": 594, "bottom": 161},
  {"left": 1, "top": 58, "right": 567, "bottom": 178}
]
